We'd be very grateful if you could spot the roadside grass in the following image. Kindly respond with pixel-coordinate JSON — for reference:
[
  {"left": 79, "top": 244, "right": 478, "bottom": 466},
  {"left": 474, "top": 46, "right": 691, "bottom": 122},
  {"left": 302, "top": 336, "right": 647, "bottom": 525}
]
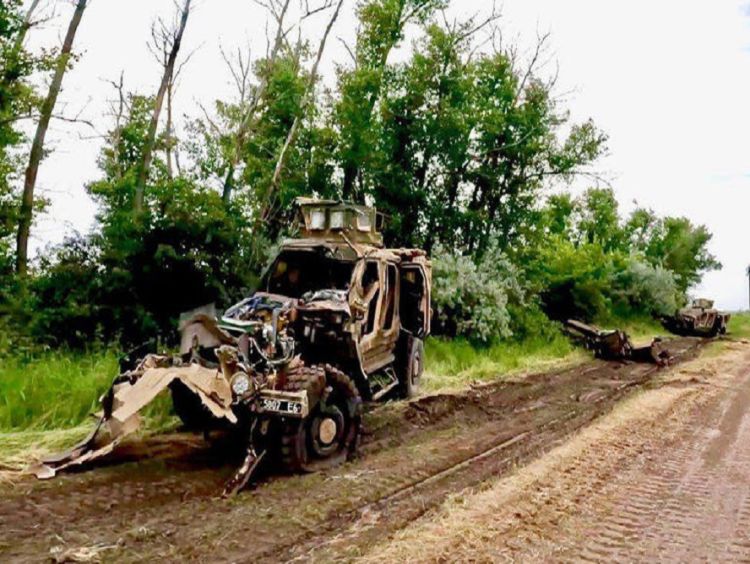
[
  {"left": 0, "top": 350, "right": 179, "bottom": 478},
  {"left": 0, "top": 426, "right": 92, "bottom": 480},
  {"left": 700, "top": 312, "right": 750, "bottom": 359},
  {"left": 0, "top": 315, "right": 677, "bottom": 472},
  {"left": 1, "top": 322, "right": 664, "bottom": 432},
  {"left": 728, "top": 311, "right": 750, "bottom": 339},
  {"left": 422, "top": 315, "right": 672, "bottom": 393},
  {"left": 424, "top": 334, "right": 587, "bottom": 392},
  {"left": 0, "top": 350, "right": 176, "bottom": 432},
  {"left": 616, "top": 317, "right": 669, "bottom": 342}
]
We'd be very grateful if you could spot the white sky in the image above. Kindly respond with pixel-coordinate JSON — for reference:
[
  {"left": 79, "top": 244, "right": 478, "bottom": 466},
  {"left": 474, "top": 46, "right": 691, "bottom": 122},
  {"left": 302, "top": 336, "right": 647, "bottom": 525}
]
[{"left": 22, "top": 0, "right": 750, "bottom": 310}]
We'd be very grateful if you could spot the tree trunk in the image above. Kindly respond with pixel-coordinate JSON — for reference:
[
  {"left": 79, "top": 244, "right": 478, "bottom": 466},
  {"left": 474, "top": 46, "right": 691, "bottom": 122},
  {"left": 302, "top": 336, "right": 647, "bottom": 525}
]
[
  {"left": 166, "top": 79, "right": 174, "bottom": 180},
  {"left": 15, "top": 0, "right": 87, "bottom": 276},
  {"left": 134, "top": 0, "right": 192, "bottom": 214}
]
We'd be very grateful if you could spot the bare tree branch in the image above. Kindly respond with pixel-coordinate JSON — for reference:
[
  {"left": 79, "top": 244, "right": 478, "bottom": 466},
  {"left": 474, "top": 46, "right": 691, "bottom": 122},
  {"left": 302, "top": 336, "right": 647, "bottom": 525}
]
[
  {"left": 301, "top": 0, "right": 334, "bottom": 20},
  {"left": 514, "top": 29, "right": 551, "bottom": 101},
  {"left": 263, "top": 0, "right": 345, "bottom": 221},
  {"left": 221, "top": 0, "right": 293, "bottom": 204},
  {"left": 135, "top": 0, "right": 193, "bottom": 210}
]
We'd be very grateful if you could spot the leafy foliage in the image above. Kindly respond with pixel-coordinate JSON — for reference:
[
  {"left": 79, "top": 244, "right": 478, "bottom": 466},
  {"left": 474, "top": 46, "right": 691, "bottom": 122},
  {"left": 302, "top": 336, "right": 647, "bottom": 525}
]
[
  {"left": 0, "top": 0, "right": 37, "bottom": 285},
  {"left": 431, "top": 245, "right": 523, "bottom": 343},
  {"left": 0, "top": 0, "right": 721, "bottom": 352},
  {"left": 526, "top": 187, "right": 712, "bottom": 325},
  {"left": 612, "top": 258, "right": 680, "bottom": 318}
]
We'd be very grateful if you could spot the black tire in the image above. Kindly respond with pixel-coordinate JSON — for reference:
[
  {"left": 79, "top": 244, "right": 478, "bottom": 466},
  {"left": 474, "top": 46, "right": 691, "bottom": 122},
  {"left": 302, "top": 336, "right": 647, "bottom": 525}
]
[
  {"left": 280, "top": 364, "right": 362, "bottom": 473},
  {"left": 709, "top": 318, "right": 724, "bottom": 338},
  {"left": 170, "top": 380, "right": 221, "bottom": 430},
  {"left": 399, "top": 336, "right": 424, "bottom": 399}
]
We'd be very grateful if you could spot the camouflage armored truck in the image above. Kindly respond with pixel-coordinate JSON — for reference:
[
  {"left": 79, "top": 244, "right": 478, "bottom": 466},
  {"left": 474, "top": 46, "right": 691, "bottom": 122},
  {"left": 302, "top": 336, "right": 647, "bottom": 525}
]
[
  {"left": 662, "top": 298, "right": 730, "bottom": 337},
  {"left": 33, "top": 199, "right": 432, "bottom": 494}
]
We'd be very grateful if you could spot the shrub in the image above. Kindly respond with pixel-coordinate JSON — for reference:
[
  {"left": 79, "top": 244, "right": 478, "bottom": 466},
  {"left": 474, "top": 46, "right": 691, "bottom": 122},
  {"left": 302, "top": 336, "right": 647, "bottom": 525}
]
[
  {"left": 612, "top": 257, "right": 680, "bottom": 317},
  {"left": 431, "top": 245, "right": 523, "bottom": 343},
  {"left": 531, "top": 238, "right": 617, "bottom": 322}
]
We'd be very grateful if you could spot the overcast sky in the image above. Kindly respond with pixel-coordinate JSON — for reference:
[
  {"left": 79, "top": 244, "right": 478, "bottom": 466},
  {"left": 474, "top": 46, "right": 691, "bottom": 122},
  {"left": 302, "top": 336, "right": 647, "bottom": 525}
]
[{"left": 22, "top": 0, "right": 750, "bottom": 310}]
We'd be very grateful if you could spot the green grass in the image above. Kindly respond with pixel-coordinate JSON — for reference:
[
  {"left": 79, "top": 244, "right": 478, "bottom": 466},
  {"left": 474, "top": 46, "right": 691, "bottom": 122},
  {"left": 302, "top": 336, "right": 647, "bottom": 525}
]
[
  {"left": 424, "top": 334, "right": 587, "bottom": 392},
  {"left": 618, "top": 317, "right": 668, "bottom": 341},
  {"left": 728, "top": 312, "right": 750, "bottom": 339},
  {"left": 0, "top": 350, "right": 176, "bottom": 432},
  {"left": 0, "top": 314, "right": 674, "bottom": 432},
  {"left": 596, "top": 315, "right": 666, "bottom": 342}
]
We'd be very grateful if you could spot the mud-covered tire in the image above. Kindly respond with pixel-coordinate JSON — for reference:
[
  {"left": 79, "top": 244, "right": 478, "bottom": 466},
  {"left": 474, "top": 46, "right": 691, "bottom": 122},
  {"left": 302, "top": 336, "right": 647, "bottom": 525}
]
[
  {"left": 399, "top": 336, "right": 424, "bottom": 399},
  {"left": 280, "top": 364, "right": 361, "bottom": 473},
  {"left": 710, "top": 316, "right": 730, "bottom": 338},
  {"left": 170, "top": 380, "right": 220, "bottom": 430}
]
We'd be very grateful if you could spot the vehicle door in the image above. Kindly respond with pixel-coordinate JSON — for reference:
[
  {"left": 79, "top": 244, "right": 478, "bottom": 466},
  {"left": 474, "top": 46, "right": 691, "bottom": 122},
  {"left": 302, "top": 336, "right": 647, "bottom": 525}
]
[{"left": 350, "top": 259, "right": 400, "bottom": 374}]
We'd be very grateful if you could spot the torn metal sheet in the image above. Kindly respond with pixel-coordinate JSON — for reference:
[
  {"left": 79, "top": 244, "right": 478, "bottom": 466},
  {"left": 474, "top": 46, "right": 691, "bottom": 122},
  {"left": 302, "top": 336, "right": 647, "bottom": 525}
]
[
  {"left": 31, "top": 362, "right": 237, "bottom": 479},
  {"left": 109, "top": 364, "right": 236, "bottom": 425}
]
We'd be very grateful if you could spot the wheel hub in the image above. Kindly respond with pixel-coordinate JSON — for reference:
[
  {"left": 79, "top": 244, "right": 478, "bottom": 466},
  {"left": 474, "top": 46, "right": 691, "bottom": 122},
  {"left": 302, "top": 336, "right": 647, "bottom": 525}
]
[{"left": 318, "top": 417, "right": 338, "bottom": 446}]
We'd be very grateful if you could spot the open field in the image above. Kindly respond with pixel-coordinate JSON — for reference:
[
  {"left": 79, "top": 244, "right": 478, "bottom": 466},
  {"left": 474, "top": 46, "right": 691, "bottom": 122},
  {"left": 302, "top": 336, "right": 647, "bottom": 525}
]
[{"left": 0, "top": 335, "right": 721, "bottom": 562}]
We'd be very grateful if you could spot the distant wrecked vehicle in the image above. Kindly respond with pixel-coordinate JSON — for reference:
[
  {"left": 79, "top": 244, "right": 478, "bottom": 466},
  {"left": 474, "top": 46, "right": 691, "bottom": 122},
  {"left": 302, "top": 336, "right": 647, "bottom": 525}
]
[
  {"left": 34, "top": 199, "right": 432, "bottom": 495},
  {"left": 662, "top": 299, "right": 730, "bottom": 338},
  {"left": 564, "top": 319, "right": 672, "bottom": 366}
]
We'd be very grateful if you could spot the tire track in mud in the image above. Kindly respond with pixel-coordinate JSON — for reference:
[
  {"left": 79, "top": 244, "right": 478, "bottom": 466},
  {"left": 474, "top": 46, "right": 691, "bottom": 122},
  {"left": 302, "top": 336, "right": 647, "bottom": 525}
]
[
  {"left": 266, "top": 339, "right": 707, "bottom": 563},
  {"left": 564, "top": 350, "right": 750, "bottom": 562},
  {"left": 0, "top": 338, "right": 706, "bottom": 563}
]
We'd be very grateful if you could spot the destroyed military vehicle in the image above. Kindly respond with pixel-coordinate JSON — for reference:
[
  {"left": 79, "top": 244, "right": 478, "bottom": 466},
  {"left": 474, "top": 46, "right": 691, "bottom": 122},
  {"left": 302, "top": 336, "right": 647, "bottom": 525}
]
[
  {"left": 564, "top": 319, "right": 672, "bottom": 366},
  {"left": 34, "top": 199, "right": 432, "bottom": 495},
  {"left": 662, "top": 298, "right": 730, "bottom": 337}
]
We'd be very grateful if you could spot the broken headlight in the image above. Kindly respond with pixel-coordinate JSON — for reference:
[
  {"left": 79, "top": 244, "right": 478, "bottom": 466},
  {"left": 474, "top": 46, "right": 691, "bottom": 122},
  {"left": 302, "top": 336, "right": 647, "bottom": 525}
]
[{"left": 231, "top": 372, "right": 252, "bottom": 397}]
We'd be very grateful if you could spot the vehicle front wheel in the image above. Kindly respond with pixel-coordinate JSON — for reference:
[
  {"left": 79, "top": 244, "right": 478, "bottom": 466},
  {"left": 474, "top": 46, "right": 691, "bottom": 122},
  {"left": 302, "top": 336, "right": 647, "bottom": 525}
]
[{"left": 280, "top": 364, "right": 362, "bottom": 473}]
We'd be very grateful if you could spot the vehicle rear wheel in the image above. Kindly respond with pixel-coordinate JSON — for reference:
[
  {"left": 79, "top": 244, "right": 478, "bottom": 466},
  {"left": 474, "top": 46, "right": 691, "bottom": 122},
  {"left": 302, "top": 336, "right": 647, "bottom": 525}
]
[
  {"left": 280, "top": 364, "right": 362, "bottom": 473},
  {"left": 399, "top": 336, "right": 424, "bottom": 399}
]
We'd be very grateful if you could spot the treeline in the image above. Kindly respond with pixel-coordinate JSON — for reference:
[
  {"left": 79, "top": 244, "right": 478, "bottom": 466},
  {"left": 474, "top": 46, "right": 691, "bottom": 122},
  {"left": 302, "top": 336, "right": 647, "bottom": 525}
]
[{"left": 0, "top": 0, "right": 719, "bottom": 352}]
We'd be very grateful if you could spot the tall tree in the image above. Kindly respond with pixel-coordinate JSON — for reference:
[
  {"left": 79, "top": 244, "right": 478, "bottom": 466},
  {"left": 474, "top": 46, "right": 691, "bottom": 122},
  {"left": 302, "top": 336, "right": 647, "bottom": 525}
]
[
  {"left": 262, "top": 0, "right": 345, "bottom": 221},
  {"left": 336, "top": 0, "right": 446, "bottom": 200},
  {"left": 148, "top": 18, "right": 195, "bottom": 181},
  {"left": 134, "top": 0, "right": 192, "bottom": 213},
  {"left": 363, "top": 16, "right": 606, "bottom": 254},
  {"left": 16, "top": 0, "right": 88, "bottom": 276},
  {"left": 0, "top": 0, "right": 39, "bottom": 279},
  {"left": 221, "top": 0, "right": 292, "bottom": 205}
]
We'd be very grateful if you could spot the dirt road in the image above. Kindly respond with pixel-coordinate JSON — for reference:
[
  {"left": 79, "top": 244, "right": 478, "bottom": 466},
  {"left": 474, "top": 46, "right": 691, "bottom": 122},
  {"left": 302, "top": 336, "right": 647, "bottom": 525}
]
[
  {"left": 0, "top": 336, "right": 741, "bottom": 562},
  {"left": 362, "top": 339, "right": 750, "bottom": 562}
]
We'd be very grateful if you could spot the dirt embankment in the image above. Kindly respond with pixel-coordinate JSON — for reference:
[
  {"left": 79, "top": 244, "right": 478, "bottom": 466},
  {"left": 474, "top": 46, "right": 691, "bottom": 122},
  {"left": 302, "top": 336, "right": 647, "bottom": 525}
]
[{"left": 0, "top": 337, "right": 711, "bottom": 562}]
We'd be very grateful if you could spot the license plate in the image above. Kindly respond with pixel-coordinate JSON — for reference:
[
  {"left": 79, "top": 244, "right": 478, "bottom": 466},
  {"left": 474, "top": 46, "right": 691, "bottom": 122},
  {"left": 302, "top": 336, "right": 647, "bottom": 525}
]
[{"left": 259, "top": 397, "right": 304, "bottom": 416}]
